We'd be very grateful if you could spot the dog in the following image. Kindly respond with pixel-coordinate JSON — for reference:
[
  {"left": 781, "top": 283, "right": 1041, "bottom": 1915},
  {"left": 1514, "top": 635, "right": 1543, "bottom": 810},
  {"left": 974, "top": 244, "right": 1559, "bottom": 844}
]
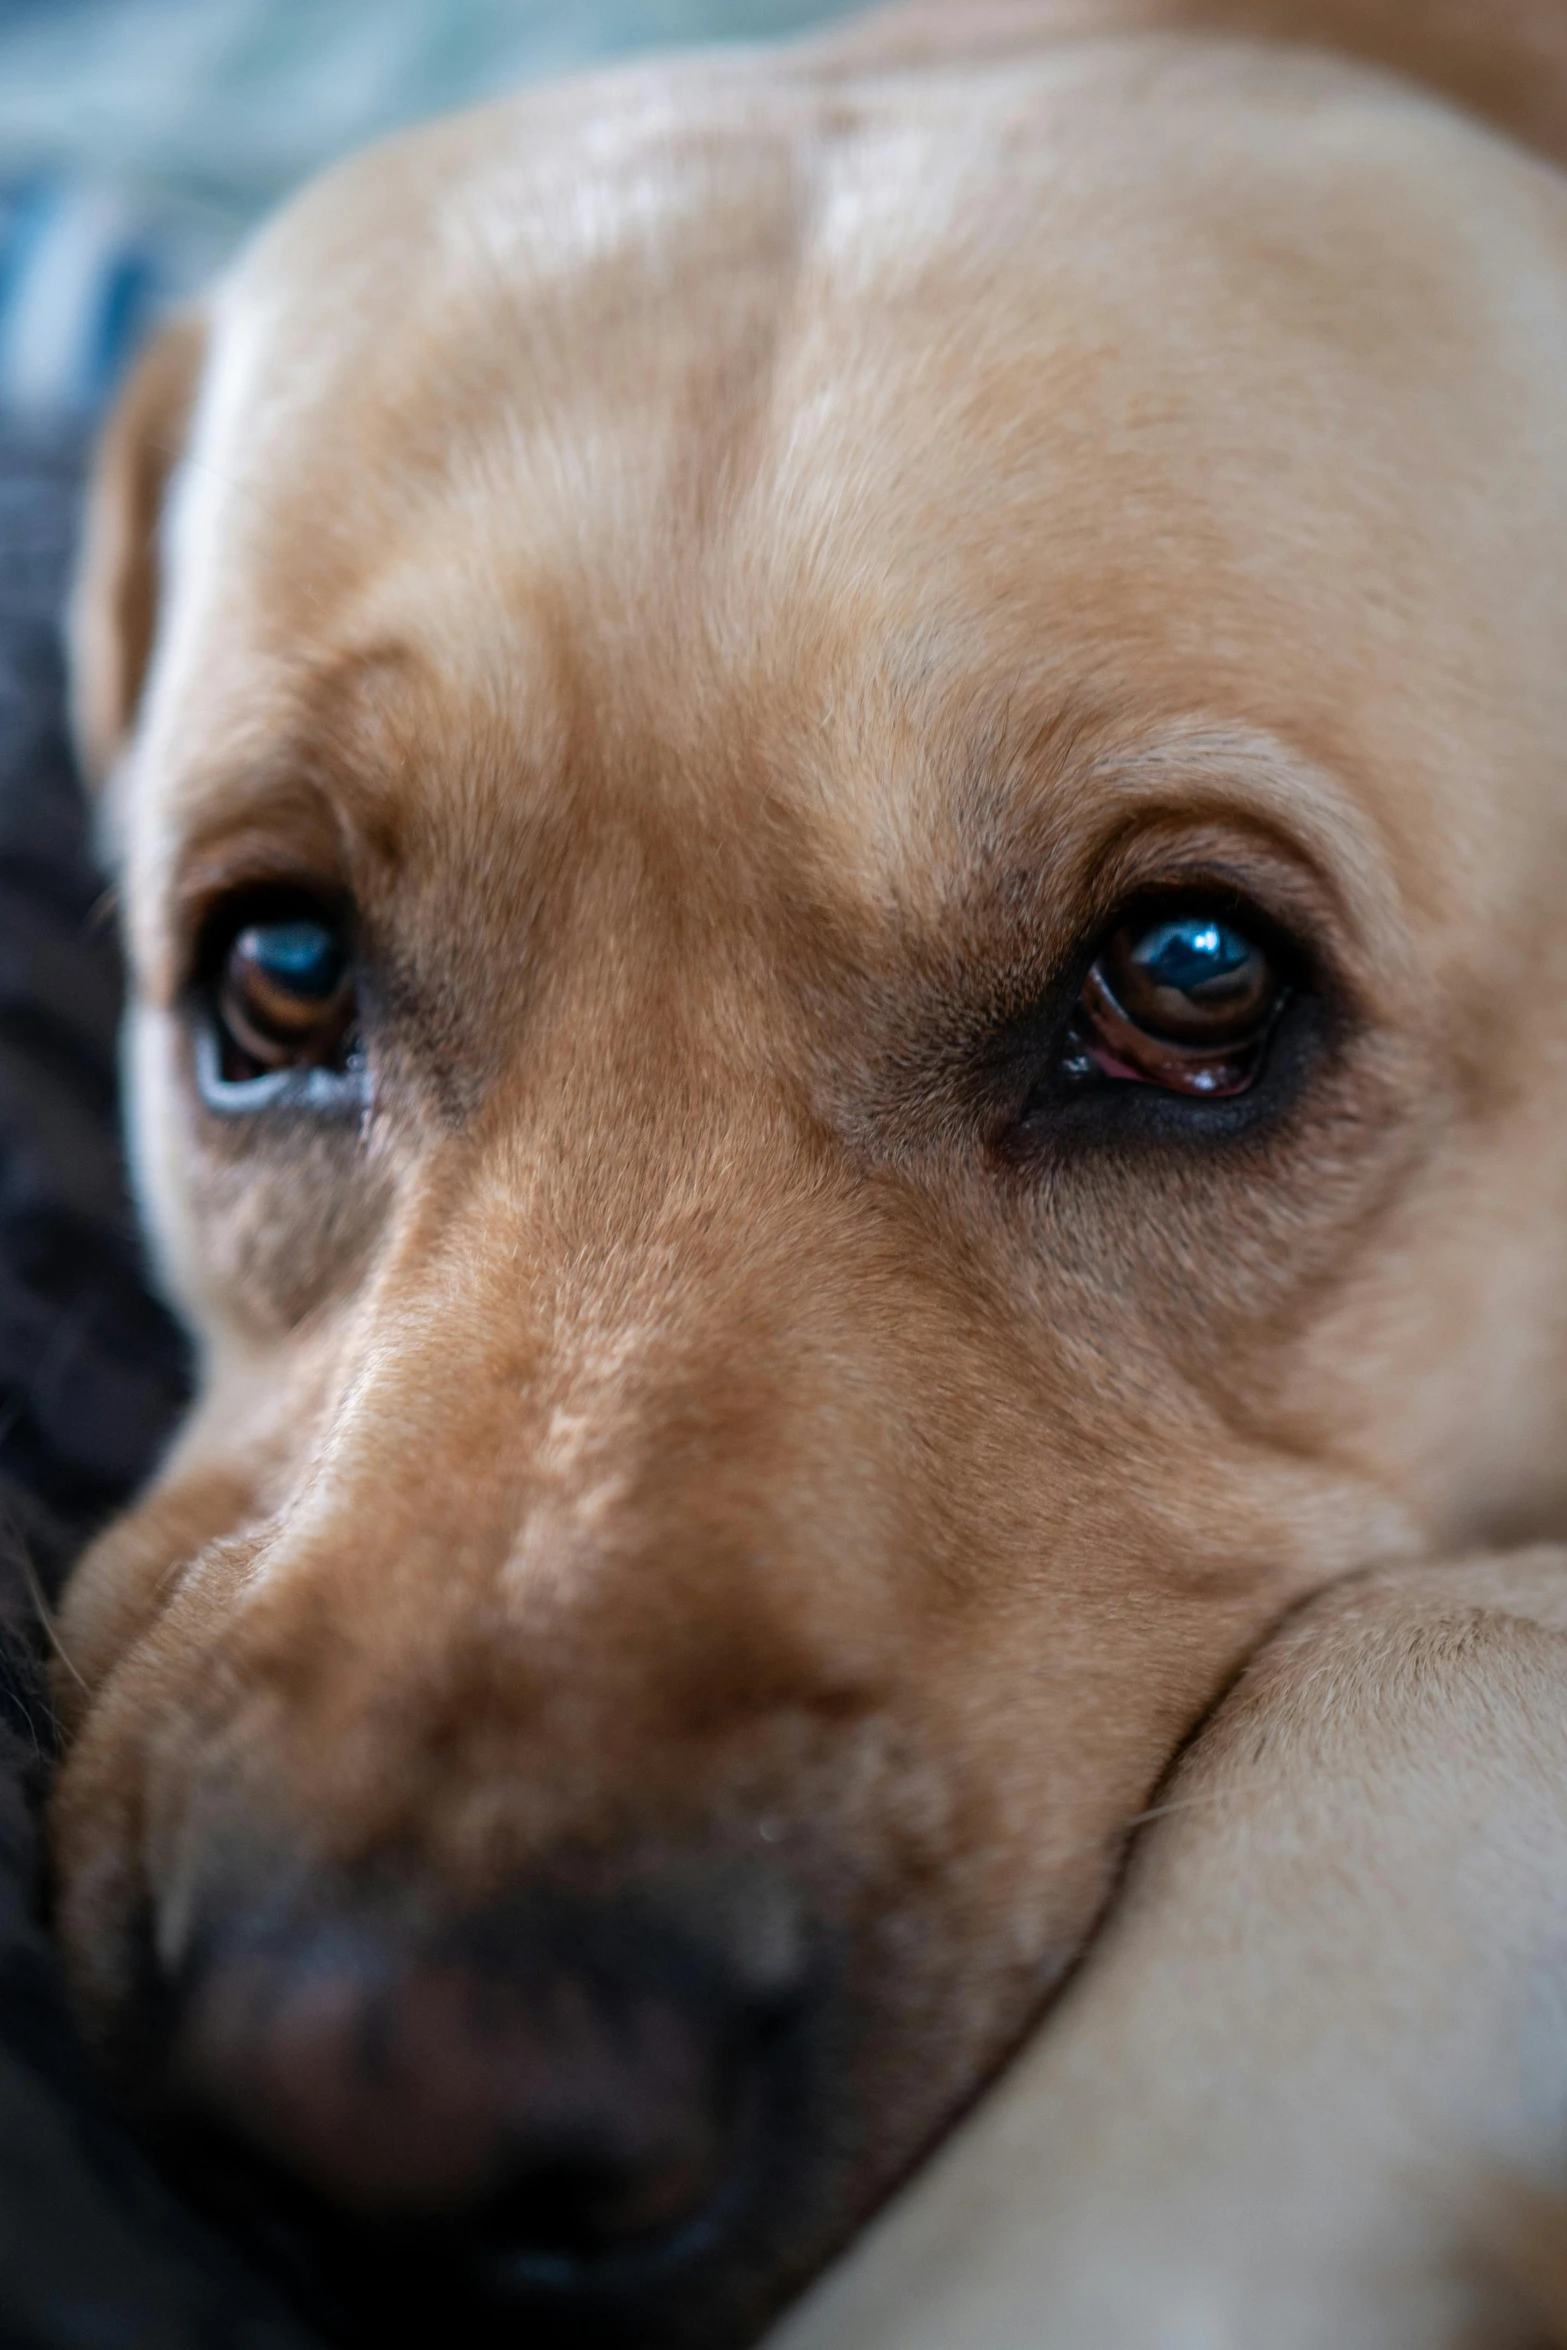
[
  {"left": 54, "top": 0, "right": 1567, "bottom": 2342},
  {"left": 771, "top": 1554, "right": 1567, "bottom": 2349}
]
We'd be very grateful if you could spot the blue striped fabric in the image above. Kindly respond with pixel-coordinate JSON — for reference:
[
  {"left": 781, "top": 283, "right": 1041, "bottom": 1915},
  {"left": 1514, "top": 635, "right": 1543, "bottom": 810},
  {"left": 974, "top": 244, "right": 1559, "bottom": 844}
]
[
  {"left": 0, "top": 0, "right": 857, "bottom": 416},
  {"left": 0, "top": 173, "right": 208, "bottom": 414}
]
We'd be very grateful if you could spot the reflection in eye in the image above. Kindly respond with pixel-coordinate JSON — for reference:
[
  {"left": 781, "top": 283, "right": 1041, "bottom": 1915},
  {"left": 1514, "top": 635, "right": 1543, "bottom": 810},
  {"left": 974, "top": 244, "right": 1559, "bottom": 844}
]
[
  {"left": 215, "top": 913, "right": 356, "bottom": 1081},
  {"left": 1065, "top": 908, "right": 1284, "bottom": 1098}
]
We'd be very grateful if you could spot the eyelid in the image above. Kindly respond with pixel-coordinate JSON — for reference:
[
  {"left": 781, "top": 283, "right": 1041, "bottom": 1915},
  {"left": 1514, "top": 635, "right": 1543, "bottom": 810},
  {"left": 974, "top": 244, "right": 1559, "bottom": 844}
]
[
  {"left": 192, "top": 1026, "right": 369, "bottom": 1118},
  {"left": 1065, "top": 805, "right": 1355, "bottom": 993},
  {"left": 1078, "top": 876, "right": 1311, "bottom": 1009}
]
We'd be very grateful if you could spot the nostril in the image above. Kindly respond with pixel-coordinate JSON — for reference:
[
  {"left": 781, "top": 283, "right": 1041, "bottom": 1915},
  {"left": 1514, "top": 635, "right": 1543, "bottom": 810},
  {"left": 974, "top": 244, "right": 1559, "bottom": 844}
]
[
  {"left": 170, "top": 1904, "right": 785, "bottom": 2271},
  {"left": 475, "top": 1989, "right": 775, "bottom": 2282},
  {"left": 178, "top": 1935, "right": 527, "bottom": 2214}
]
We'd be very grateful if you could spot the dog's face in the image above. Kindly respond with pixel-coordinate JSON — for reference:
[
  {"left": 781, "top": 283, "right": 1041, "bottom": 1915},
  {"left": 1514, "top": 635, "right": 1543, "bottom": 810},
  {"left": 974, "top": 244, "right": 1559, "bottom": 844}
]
[{"left": 52, "top": 35, "right": 1567, "bottom": 2348}]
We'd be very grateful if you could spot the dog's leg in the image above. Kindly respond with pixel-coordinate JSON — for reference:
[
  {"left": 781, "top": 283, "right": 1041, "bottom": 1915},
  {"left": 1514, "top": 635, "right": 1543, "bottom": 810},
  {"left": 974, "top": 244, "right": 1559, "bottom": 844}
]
[{"left": 769, "top": 1550, "right": 1567, "bottom": 2350}]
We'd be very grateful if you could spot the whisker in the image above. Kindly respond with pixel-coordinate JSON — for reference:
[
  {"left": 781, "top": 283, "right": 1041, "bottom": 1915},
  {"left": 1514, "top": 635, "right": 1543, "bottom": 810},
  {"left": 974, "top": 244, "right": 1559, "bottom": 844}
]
[
  {"left": 1020, "top": 1762, "right": 1313, "bottom": 1903},
  {"left": 15, "top": 1545, "right": 87, "bottom": 1695}
]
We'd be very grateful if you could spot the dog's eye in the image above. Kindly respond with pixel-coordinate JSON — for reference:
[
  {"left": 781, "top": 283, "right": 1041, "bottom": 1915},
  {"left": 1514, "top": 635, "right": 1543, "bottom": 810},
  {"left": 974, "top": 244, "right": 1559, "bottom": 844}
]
[
  {"left": 215, "top": 914, "right": 355, "bottom": 1081},
  {"left": 1064, "top": 909, "right": 1284, "bottom": 1098}
]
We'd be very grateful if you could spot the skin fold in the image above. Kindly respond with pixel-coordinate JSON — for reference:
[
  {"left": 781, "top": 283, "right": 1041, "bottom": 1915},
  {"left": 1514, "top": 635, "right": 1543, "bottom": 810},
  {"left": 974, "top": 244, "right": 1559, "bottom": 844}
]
[{"left": 55, "top": 1, "right": 1567, "bottom": 2340}]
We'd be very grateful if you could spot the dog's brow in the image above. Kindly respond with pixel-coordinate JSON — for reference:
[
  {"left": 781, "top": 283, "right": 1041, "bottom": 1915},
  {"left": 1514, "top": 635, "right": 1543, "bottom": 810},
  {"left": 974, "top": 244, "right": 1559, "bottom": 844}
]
[
  {"left": 160, "top": 769, "right": 385, "bottom": 938},
  {"left": 152, "top": 633, "right": 439, "bottom": 868},
  {"left": 172, "top": 807, "right": 347, "bottom": 905}
]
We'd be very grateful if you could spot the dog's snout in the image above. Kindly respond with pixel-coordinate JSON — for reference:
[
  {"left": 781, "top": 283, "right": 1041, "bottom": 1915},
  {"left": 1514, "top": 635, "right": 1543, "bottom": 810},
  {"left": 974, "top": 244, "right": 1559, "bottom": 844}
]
[{"left": 172, "top": 1900, "right": 786, "bottom": 2268}]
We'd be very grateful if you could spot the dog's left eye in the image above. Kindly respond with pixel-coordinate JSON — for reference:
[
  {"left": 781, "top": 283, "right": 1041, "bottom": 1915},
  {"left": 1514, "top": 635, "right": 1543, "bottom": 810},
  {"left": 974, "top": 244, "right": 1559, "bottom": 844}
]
[
  {"left": 1063, "top": 908, "right": 1284, "bottom": 1098},
  {"left": 210, "top": 910, "right": 357, "bottom": 1085}
]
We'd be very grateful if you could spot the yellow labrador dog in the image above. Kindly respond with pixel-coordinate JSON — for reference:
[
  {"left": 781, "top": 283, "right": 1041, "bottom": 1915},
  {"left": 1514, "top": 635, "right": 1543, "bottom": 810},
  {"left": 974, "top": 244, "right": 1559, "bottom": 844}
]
[{"left": 57, "top": 0, "right": 1567, "bottom": 2342}]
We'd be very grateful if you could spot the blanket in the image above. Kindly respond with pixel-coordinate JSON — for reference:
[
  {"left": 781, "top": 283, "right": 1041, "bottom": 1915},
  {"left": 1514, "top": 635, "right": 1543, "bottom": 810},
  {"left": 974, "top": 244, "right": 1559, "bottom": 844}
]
[{"left": 0, "top": 418, "right": 326, "bottom": 2350}]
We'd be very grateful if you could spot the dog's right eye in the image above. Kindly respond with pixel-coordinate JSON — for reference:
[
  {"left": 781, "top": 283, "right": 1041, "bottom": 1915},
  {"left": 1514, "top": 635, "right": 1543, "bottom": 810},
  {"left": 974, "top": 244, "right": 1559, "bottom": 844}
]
[{"left": 208, "top": 908, "right": 358, "bottom": 1087}]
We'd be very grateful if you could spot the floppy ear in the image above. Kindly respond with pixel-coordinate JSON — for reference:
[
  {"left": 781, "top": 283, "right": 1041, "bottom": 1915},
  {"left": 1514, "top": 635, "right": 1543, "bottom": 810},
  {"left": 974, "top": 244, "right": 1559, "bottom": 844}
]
[{"left": 69, "top": 311, "right": 207, "bottom": 790}]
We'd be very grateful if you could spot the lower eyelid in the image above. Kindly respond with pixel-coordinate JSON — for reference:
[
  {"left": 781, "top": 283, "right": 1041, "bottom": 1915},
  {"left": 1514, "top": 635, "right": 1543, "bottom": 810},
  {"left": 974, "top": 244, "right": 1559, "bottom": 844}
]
[{"left": 192, "top": 1026, "right": 368, "bottom": 1118}]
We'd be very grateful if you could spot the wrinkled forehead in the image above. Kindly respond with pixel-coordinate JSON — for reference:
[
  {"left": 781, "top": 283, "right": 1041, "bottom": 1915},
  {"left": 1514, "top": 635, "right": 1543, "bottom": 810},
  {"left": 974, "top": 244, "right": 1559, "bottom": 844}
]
[{"left": 138, "top": 40, "right": 1567, "bottom": 919}]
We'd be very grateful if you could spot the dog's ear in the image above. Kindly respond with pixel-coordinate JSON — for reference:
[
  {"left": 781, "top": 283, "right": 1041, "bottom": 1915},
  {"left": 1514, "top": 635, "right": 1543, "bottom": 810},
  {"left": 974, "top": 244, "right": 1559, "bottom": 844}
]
[{"left": 69, "top": 311, "right": 208, "bottom": 789}]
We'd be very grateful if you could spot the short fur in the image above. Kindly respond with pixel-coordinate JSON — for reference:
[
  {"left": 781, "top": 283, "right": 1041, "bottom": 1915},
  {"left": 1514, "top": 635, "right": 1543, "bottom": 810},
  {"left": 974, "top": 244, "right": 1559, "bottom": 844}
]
[{"left": 58, "top": 2, "right": 1567, "bottom": 2341}]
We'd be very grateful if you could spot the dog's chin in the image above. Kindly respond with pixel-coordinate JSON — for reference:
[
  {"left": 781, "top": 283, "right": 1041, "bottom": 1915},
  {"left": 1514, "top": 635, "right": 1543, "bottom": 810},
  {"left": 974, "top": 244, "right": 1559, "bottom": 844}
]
[{"left": 157, "top": 2128, "right": 811, "bottom": 2350}]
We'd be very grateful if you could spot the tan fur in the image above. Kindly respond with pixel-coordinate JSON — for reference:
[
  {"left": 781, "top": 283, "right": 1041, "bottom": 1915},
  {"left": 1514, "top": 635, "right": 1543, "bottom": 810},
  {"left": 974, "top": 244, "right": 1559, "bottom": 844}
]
[
  {"left": 69, "top": 311, "right": 205, "bottom": 791},
  {"left": 59, "top": 0, "right": 1567, "bottom": 2337},
  {"left": 832, "top": 0, "right": 1567, "bottom": 163},
  {"left": 772, "top": 1551, "right": 1567, "bottom": 2347}
]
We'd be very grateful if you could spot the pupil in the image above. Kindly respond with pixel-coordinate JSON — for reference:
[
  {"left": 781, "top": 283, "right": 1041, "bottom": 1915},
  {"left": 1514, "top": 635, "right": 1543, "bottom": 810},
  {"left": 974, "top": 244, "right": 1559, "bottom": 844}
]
[
  {"left": 243, "top": 920, "right": 342, "bottom": 1000},
  {"left": 1137, "top": 917, "right": 1256, "bottom": 1001}
]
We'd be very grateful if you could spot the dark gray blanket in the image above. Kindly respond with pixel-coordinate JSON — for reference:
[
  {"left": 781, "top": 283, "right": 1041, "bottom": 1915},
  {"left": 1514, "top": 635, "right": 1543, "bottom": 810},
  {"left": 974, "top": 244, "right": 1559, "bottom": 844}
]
[{"left": 0, "top": 423, "right": 327, "bottom": 2350}]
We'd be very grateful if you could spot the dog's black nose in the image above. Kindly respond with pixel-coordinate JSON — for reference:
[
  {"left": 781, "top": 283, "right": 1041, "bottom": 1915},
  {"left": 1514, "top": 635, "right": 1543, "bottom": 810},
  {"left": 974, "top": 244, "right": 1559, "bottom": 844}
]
[{"left": 170, "top": 1900, "right": 780, "bottom": 2270}]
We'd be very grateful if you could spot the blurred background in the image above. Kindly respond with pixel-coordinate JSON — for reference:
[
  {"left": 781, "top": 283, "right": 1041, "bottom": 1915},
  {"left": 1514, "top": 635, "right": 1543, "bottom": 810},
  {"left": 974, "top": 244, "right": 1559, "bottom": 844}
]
[{"left": 0, "top": 0, "right": 858, "bottom": 417}]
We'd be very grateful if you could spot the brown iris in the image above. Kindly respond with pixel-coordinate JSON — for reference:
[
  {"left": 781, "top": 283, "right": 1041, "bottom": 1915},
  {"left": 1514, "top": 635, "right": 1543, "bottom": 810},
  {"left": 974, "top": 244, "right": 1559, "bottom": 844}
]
[
  {"left": 216, "top": 916, "right": 355, "bottom": 1079},
  {"left": 1071, "top": 911, "right": 1281, "bottom": 1097}
]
